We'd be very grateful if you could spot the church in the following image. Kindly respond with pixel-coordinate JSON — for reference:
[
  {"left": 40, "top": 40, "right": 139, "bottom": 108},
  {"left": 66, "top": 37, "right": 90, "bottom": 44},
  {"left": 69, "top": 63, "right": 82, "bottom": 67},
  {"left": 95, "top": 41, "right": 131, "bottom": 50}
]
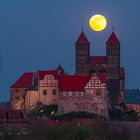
[
  {"left": 10, "top": 31, "right": 125, "bottom": 118},
  {"left": 75, "top": 31, "right": 125, "bottom": 106}
]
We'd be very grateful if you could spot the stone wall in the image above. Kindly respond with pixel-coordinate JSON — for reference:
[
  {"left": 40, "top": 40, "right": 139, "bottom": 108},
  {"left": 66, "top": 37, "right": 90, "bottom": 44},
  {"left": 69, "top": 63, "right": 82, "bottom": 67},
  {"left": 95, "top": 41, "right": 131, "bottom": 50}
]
[
  {"left": 58, "top": 90, "right": 109, "bottom": 118},
  {"left": 10, "top": 88, "right": 27, "bottom": 110}
]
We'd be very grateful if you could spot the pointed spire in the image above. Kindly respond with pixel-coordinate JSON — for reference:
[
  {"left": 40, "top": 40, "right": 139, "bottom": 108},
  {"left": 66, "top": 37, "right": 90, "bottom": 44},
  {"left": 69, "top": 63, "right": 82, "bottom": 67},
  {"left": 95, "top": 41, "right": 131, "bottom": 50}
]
[
  {"left": 57, "top": 64, "right": 63, "bottom": 70},
  {"left": 56, "top": 64, "right": 66, "bottom": 75},
  {"left": 76, "top": 32, "right": 89, "bottom": 45},
  {"left": 106, "top": 32, "right": 120, "bottom": 45}
]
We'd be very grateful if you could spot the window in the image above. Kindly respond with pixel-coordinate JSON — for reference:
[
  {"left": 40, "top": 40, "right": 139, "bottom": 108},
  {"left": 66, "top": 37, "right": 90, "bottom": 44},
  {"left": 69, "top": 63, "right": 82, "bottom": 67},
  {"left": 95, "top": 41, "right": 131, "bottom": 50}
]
[
  {"left": 80, "top": 92, "right": 84, "bottom": 96},
  {"left": 75, "top": 92, "right": 79, "bottom": 96},
  {"left": 86, "top": 90, "right": 89, "bottom": 93},
  {"left": 53, "top": 89, "right": 57, "bottom": 95},
  {"left": 63, "top": 92, "right": 67, "bottom": 96},
  {"left": 68, "top": 92, "right": 72, "bottom": 96},
  {"left": 79, "top": 50, "right": 86, "bottom": 55},
  {"left": 43, "top": 90, "right": 47, "bottom": 95},
  {"left": 15, "top": 96, "right": 20, "bottom": 100}
]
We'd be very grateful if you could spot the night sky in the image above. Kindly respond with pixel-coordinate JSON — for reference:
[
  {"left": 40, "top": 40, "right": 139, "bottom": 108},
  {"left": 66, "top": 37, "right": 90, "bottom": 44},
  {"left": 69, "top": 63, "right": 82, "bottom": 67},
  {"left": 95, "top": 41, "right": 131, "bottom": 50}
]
[{"left": 0, "top": 0, "right": 140, "bottom": 101}]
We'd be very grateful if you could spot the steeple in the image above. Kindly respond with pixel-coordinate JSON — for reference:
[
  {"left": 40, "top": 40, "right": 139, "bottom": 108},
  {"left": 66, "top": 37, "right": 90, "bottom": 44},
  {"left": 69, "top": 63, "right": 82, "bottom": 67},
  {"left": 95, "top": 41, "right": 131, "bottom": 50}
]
[
  {"left": 56, "top": 64, "right": 66, "bottom": 75},
  {"left": 76, "top": 32, "right": 89, "bottom": 45},
  {"left": 75, "top": 31, "right": 90, "bottom": 75},
  {"left": 106, "top": 31, "right": 121, "bottom": 106},
  {"left": 106, "top": 32, "right": 120, "bottom": 45}
]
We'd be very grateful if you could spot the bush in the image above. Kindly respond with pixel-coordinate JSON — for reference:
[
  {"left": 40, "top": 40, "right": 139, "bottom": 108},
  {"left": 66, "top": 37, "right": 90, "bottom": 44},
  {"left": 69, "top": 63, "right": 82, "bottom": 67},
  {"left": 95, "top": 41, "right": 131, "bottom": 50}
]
[
  {"left": 109, "top": 103, "right": 139, "bottom": 121},
  {"left": 51, "top": 111, "right": 107, "bottom": 121},
  {"left": 27, "top": 104, "right": 58, "bottom": 118}
]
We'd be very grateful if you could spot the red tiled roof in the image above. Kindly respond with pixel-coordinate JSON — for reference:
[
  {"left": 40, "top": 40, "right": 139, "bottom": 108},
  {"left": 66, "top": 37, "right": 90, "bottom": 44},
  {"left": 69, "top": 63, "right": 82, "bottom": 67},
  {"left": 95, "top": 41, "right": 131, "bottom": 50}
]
[
  {"left": 76, "top": 32, "right": 89, "bottom": 45},
  {"left": 120, "top": 67, "right": 125, "bottom": 78},
  {"left": 90, "top": 56, "right": 107, "bottom": 64},
  {"left": 10, "top": 72, "right": 34, "bottom": 88},
  {"left": 96, "top": 73, "right": 106, "bottom": 83},
  {"left": 59, "top": 75, "right": 90, "bottom": 91},
  {"left": 106, "top": 32, "right": 120, "bottom": 45},
  {"left": 38, "top": 70, "right": 59, "bottom": 80}
]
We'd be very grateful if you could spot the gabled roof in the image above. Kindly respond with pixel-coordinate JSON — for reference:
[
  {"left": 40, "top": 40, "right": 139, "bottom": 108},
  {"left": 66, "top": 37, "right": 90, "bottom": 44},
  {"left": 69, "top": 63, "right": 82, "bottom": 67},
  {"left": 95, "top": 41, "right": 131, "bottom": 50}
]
[
  {"left": 76, "top": 32, "right": 89, "bottom": 45},
  {"left": 10, "top": 72, "right": 34, "bottom": 88},
  {"left": 59, "top": 75, "right": 90, "bottom": 91},
  {"left": 120, "top": 67, "right": 125, "bottom": 78},
  {"left": 90, "top": 56, "right": 107, "bottom": 64},
  {"left": 38, "top": 70, "right": 59, "bottom": 80},
  {"left": 106, "top": 32, "right": 120, "bottom": 45}
]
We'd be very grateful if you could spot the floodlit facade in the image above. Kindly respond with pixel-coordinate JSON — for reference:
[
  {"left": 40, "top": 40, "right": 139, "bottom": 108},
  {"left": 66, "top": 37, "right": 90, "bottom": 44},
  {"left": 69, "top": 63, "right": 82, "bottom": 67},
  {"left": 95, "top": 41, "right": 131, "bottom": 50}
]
[{"left": 10, "top": 31, "right": 126, "bottom": 118}]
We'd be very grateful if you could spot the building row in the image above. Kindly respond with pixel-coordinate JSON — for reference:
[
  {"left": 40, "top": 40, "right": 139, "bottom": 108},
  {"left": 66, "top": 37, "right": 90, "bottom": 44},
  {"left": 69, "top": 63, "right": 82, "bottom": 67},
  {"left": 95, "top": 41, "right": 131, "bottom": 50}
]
[
  {"left": 10, "top": 68, "right": 112, "bottom": 118},
  {"left": 10, "top": 31, "right": 126, "bottom": 118}
]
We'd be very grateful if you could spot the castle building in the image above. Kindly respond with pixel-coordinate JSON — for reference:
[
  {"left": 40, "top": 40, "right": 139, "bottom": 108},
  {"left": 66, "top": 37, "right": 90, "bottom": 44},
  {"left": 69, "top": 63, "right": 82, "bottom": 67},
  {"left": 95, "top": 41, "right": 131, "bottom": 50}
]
[
  {"left": 10, "top": 69, "right": 62, "bottom": 110},
  {"left": 75, "top": 31, "right": 125, "bottom": 106},
  {"left": 10, "top": 31, "right": 125, "bottom": 118},
  {"left": 58, "top": 73, "right": 109, "bottom": 118}
]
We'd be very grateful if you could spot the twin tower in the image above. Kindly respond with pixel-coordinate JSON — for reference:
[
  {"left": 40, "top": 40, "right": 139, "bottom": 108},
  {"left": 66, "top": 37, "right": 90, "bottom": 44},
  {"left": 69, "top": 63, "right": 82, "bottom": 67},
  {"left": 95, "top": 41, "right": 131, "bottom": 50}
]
[{"left": 75, "top": 31, "right": 125, "bottom": 106}]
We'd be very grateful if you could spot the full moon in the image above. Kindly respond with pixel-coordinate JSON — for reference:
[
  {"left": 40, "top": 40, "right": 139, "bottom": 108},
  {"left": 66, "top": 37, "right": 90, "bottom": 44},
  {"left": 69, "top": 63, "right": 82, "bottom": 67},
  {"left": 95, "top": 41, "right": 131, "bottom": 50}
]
[{"left": 89, "top": 14, "right": 107, "bottom": 31}]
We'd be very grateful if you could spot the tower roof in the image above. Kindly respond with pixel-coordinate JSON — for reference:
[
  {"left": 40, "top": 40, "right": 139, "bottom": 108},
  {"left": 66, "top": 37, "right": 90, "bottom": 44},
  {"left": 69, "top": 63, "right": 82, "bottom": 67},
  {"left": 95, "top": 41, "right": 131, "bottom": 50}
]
[
  {"left": 56, "top": 64, "right": 66, "bottom": 75},
  {"left": 76, "top": 32, "right": 89, "bottom": 45},
  {"left": 106, "top": 32, "right": 120, "bottom": 45}
]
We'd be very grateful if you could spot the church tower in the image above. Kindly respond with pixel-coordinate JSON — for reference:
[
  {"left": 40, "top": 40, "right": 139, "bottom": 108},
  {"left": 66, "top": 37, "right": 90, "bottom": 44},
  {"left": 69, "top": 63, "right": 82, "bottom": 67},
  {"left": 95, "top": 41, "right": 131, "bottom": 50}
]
[
  {"left": 106, "top": 32, "right": 120, "bottom": 106},
  {"left": 75, "top": 32, "right": 90, "bottom": 75}
]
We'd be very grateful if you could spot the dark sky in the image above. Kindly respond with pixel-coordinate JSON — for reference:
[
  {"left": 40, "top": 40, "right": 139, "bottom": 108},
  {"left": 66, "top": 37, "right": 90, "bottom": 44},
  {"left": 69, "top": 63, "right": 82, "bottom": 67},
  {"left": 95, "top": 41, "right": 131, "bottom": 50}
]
[{"left": 0, "top": 0, "right": 140, "bottom": 101}]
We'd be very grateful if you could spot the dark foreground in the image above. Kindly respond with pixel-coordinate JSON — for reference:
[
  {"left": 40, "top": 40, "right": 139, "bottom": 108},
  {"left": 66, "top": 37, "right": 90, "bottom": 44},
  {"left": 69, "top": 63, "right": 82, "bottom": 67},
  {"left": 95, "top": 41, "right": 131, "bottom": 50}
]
[{"left": 1, "top": 121, "right": 140, "bottom": 140}]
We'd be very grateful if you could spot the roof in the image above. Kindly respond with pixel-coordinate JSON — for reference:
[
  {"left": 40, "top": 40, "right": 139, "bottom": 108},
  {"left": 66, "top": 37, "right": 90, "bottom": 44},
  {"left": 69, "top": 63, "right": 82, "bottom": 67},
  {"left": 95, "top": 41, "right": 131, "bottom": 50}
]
[
  {"left": 76, "top": 32, "right": 89, "bottom": 45},
  {"left": 90, "top": 56, "right": 107, "bottom": 64},
  {"left": 59, "top": 74, "right": 106, "bottom": 91},
  {"left": 125, "top": 89, "right": 140, "bottom": 104},
  {"left": 59, "top": 75, "right": 90, "bottom": 91},
  {"left": 56, "top": 65, "right": 65, "bottom": 75},
  {"left": 38, "top": 70, "right": 59, "bottom": 80},
  {"left": 106, "top": 32, "right": 120, "bottom": 45},
  {"left": 11, "top": 72, "right": 34, "bottom": 88},
  {"left": 96, "top": 73, "right": 106, "bottom": 83},
  {"left": 120, "top": 67, "right": 125, "bottom": 78}
]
